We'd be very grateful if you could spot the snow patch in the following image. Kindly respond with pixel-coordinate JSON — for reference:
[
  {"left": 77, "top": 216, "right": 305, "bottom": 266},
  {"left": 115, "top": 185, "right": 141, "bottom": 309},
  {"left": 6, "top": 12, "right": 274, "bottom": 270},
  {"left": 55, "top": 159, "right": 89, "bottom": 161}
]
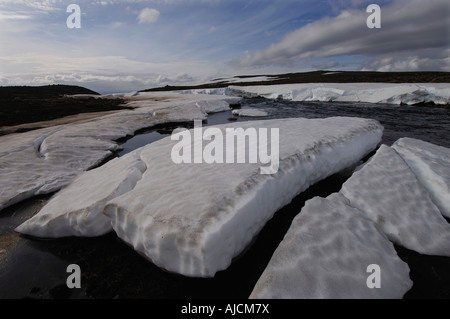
[
  {"left": 16, "top": 150, "right": 147, "bottom": 238},
  {"left": 340, "top": 144, "right": 450, "bottom": 256},
  {"left": 250, "top": 195, "right": 412, "bottom": 299},
  {"left": 392, "top": 138, "right": 450, "bottom": 218},
  {"left": 182, "top": 83, "right": 450, "bottom": 105},
  {"left": 232, "top": 109, "right": 268, "bottom": 117}
]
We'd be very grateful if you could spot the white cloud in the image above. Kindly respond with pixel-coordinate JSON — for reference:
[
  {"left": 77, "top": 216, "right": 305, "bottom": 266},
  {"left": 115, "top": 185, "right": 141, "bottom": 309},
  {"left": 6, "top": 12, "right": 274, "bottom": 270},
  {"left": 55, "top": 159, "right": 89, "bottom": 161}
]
[
  {"left": 0, "top": 0, "right": 63, "bottom": 12},
  {"left": 362, "top": 50, "right": 450, "bottom": 72},
  {"left": 0, "top": 11, "right": 31, "bottom": 20},
  {"left": 0, "top": 54, "right": 219, "bottom": 93},
  {"left": 137, "top": 8, "right": 160, "bottom": 24},
  {"left": 234, "top": 0, "right": 450, "bottom": 71}
]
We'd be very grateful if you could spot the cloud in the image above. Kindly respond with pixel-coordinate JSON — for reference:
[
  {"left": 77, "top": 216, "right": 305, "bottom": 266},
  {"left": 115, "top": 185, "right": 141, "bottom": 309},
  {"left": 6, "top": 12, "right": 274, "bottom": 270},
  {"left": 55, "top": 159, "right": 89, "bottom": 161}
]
[
  {"left": 0, "top": 11, "right": 31, "bottom": 20},
  {"left": 311, "top": 60, "right": 340, "bottom": 70},
  {"left": 362, "top": 50, "right": 450, "bottom": 72},
  {"left": 234, "top": 0, "right": 450, "bottom": 71},
  {"left": 137, "top": 8, "right": 160, "bottom": 24},
  {"left": 0, "top": 54, "right": 219, "bottom": 93},
  {"left": 0, "top": 0, "right": 63, "bottom": 12}
]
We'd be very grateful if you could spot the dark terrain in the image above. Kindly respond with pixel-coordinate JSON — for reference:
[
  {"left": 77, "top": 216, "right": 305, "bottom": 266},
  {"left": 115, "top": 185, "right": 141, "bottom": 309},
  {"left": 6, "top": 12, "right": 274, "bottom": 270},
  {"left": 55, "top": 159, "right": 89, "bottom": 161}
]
[
  {"left": 0, "top": 85, "right": 130, "bottom": 129},
  {"left": 142, "top": 70, "right": 450, "bottom": 92},
  {"left": 1, "top": 72, "right": 449, "bottom": 130}
]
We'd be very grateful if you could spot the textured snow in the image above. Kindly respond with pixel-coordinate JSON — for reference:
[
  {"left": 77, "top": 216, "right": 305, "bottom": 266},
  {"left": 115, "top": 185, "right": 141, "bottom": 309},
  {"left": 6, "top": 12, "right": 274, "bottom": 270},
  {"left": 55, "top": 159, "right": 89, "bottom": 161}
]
[
  {"left": 181, "top": 83, "right": 450, "bottom": 105},
  {"left": 0, "top": 93, "right": 241, "bottom": 212},
  {"left": 16, "top": 150, "right": 146, "bottom": 237},
  {"left": 251, "top": 137, "right": 450, "bottom": 298},
  {"left": 340, "top": 144, "right": 450, "bottom": 256},
  {"left": 392, "top": 138, "right": 450, "bottom": 218},
  {"left": 232, "top": 108, "right": 269, "bottom": 117},
  {"left": 15, "top": 117, "right": 382, "bottom": 277},
  {"left": 250, "top": 195, "right": 412, "bottom": 299}
]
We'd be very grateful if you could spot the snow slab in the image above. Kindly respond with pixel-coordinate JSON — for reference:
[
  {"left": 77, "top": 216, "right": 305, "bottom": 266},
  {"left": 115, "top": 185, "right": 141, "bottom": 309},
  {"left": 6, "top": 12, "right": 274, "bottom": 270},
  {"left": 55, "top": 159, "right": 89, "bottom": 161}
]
[
  {"left": 250, "top": 194, "right": 412, "bottom": 299},
  {"left": 0, "top": 93, "right": 241, "bottom": 212},
  {"left": 15, "top": 117, "right": 382, "bottom": 277},
  {"left": 232, "top": 108, "right": 269, "bottom": 117},
  {"left": 101, "top": 117, "right": 381, "bottom": 277},
  {"left": 340, "top": 144, "right": 450, "bottom": 256},
  {"left": 392, "top": 138, "right": 450, "bottom": 218},
  {"left": 16, "top": 150, "right": 146, "bottom": 237},
  {"left": 181, "top": 83, "right": 450, "bottom": 105}
]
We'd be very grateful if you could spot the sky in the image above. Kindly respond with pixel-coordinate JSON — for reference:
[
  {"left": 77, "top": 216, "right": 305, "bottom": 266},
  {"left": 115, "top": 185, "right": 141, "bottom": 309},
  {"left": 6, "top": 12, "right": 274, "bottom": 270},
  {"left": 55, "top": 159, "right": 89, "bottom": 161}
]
[{"left": 0, "top": 0, "right": 449, "bottom": 93}]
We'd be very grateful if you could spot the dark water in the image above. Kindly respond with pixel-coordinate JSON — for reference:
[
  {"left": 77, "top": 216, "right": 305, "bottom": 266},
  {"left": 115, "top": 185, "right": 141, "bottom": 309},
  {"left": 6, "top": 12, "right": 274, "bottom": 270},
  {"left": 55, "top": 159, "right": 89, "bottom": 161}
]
[
  {"left": 1, "top": 99, "right": 450, "bottom": 300},
  {"left": 119, "top": 98, "right": 450, "bottom": 156}
]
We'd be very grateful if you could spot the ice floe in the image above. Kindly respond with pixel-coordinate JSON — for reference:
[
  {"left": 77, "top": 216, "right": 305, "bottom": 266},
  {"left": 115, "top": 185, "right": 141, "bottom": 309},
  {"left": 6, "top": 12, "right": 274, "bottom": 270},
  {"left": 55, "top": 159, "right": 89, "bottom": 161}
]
[
  {"left": 16, "top": 117, "right": 383, "bottom": 277},
  {"left": 249, "top": 195, "right": 413, "bottom": 299}
]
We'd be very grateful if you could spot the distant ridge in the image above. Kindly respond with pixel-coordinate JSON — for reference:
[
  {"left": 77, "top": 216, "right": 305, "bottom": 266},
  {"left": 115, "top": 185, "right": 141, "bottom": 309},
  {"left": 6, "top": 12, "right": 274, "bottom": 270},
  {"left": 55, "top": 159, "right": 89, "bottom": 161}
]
[
  {"left": 0, "top": 84, "right": 100, "bottom": 99},
  {"left": 141, "top": 70, "right": 450, "bottom": 92},
  {"left": 0, "top": 85, "right": 128, "bottom": 129}
]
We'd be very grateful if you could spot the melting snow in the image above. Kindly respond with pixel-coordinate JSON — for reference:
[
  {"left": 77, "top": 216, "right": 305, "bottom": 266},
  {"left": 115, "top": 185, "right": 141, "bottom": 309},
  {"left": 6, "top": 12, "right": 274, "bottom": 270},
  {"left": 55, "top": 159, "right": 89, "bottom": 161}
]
[
  {"left": 16, "top": 117, "right": 383, "bottom": 277},
  {"left": 251, "top": 138, "right": 450, "bottom": 298},
  {"left": 181, "top": 83, "right": 450, "bottom": 105},
  {"left": 250, "top": 194, "right": 413, "bottom": 299}
]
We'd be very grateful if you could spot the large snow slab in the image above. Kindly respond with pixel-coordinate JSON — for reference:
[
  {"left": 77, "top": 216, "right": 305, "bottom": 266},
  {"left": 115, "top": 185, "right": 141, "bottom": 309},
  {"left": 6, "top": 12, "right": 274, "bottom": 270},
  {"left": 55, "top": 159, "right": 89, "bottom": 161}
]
[
  {"left": 101, "top": 117, "right": 382, "bottom": 277},
  {"left": 15, "top": 117, "right": 382, "bottom": 276},
  {"left": 340, "top": 144, "right": 450, "bottom": 256},
  {"left": 392, "top": 138, "right": 450, "bottom": 218},
  {"left": 182, "top": 83, "right": 450, "bottom": 105},
  {"left": 0, "top": 93, "right": 241, "bottom": 212},
  {"left": 16, "top": 150, "right": 146, "bottom": 238},
  {"left": 250, "top": 195, "right": 412, "bottom": 299}
]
